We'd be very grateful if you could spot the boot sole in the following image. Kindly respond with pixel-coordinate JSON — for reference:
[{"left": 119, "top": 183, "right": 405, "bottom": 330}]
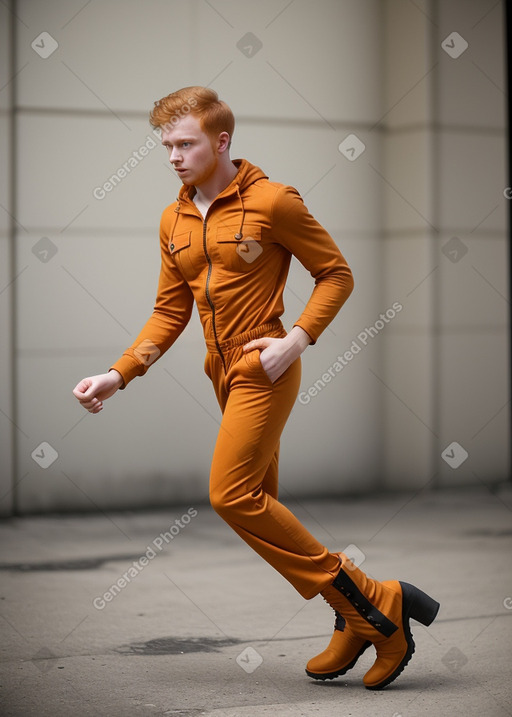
[
  {"left": 364, "top": 581, "right": 440, "bottom": 690},
  {"left": 305, "top": 640, "right": 372, "bottom": 681}
]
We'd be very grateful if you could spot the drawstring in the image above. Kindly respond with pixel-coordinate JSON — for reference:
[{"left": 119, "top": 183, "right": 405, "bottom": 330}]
[
  {"left": 169, "top": 199, "right": 181, "bottom": 248},
  {"left": 234, "top": 186, "right": 245, "bottom": 241}
]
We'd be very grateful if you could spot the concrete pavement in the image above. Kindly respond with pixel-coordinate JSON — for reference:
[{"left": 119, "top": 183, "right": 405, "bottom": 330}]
[{"left": 1, "top": 485, "right": 511, "bottom": 716}]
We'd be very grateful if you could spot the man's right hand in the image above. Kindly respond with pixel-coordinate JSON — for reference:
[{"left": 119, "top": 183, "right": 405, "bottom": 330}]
[{"left": 72, "top": 370, "right": 124, "bottom": 414}]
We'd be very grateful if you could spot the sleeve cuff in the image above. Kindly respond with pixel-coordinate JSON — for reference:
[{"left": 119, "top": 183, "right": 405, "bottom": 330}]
[{"left": 108, "top": 355, "right": 145, "bottom": 389}]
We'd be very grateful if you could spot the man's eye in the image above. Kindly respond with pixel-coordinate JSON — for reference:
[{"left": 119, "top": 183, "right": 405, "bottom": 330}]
[{"left": 182, "top": 142, "right": 190, "bottom": 148}]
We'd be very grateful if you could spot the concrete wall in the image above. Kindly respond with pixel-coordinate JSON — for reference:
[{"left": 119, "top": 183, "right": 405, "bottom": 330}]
[
  {"left": 381, "top": 0, "right": 509, "bottom": 489},
  {"left": 0, "top": 0, "right": 508, "bottom": 515},
  {"left": 0, "top": 1, "right": 15, "bottom": 515}
]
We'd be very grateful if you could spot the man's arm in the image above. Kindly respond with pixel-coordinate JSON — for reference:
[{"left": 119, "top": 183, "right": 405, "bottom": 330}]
[
  {"left": 72, "top": 213, "right": 194, "bottom": 411},
  {"left": 272, "top": 185, "right": 354, "bottom": 343},
  {"left": 244, "top": 185, "right": 354, "bottom": 382},
  {"left": 109, "top": 219, "right": 194, "bottom": 388}
]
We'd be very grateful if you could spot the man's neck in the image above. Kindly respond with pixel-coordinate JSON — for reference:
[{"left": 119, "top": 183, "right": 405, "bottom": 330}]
[{"left": 194, "top": 160, "right": 239, "bottom": 208}]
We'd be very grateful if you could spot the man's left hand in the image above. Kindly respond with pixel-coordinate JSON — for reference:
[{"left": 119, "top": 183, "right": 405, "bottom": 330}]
[{"left": 243, "top": 326, "right": 311, "bottom": 383}]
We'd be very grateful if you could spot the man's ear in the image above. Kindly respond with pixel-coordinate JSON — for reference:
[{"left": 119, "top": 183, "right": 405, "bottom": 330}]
[{"left": 217, "top": 131, "right": 231, "bottom": 154}]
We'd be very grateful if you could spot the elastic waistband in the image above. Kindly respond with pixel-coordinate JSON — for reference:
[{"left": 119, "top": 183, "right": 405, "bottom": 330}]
[{"left": 205, "top": 320, "right": 284, "bottom": 353}]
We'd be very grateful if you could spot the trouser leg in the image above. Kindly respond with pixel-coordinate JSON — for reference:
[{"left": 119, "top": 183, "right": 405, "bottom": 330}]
[{"left": 208, "top": 345, "right": 339, "bottom": 599}]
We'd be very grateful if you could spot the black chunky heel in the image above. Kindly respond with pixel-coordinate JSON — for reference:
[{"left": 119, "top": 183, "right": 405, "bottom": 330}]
[
  {"left": 365, "top": 582, "right": 440, "bottom": 690},
  {"left": 400, "top": 581, "right": 440, "bottom": 626}
]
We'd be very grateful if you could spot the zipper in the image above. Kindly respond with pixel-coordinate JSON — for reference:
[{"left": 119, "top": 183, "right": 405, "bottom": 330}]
[{"left": 202, "top": 218, "right": 226, "bottom": 371}]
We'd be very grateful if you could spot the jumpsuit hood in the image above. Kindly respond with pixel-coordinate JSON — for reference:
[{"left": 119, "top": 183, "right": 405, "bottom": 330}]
[{"left": 177, "top": 159, "right": 269, "bottom": 205}]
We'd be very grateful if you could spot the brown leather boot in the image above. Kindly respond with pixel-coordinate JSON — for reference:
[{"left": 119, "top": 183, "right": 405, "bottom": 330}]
[
  {"left": 320, "top": 553, "right": 440, "bottom": 689},
  {"left": 306, "top": 611, "right": 371, "bottom": 680}
]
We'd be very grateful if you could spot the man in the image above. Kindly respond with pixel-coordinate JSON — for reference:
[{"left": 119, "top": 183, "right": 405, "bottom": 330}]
[{"left": 73, "top": 86, "right": 439, "bottom": 689}]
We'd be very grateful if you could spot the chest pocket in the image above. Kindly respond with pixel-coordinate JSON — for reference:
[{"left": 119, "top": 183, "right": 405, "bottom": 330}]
[
  {"left": 169, "top": 231, "right": 191, "bottom": 256},
  {"left": 169, "top": 231, "right": 199, "bottom": 281},
  {"left": 216, "top": 225, "right": 263, "bottom": 273}
]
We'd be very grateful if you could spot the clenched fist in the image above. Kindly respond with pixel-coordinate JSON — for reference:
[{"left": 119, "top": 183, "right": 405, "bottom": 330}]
[{"left": 72, "top": 370, "right": 124, "bottom": 414}]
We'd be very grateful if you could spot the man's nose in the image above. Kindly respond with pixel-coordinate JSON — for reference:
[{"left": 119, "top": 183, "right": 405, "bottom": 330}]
[{"left": 170, "top": 147, "right": 182, "bottom": 163}]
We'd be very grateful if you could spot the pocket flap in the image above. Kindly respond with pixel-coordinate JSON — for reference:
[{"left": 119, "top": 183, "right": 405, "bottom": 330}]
[
  {"left": 216, "top": 225, "right": 262, "bottom": 244},
  {"left": 169, "top": 231, "right": 191, "bottom": 254}
]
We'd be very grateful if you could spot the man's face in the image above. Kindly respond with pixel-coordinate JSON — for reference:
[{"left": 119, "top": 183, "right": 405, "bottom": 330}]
[{"left": 161, "top": 114, "right": 218, "bottom": 187}]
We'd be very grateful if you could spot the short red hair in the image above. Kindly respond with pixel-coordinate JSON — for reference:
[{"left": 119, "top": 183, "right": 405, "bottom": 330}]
[{"left": 150, "top": 86, "right": 235, "bottom": 143}]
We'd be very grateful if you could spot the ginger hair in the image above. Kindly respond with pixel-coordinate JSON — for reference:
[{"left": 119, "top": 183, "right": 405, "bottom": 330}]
[{"left": 150, "top": 86, "right": 235, "bottom": 145}]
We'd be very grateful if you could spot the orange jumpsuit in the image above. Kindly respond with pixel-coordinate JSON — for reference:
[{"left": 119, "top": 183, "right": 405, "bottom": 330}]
[{"left": 110, "top": 159, "right": 354, "bottom": 599}]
